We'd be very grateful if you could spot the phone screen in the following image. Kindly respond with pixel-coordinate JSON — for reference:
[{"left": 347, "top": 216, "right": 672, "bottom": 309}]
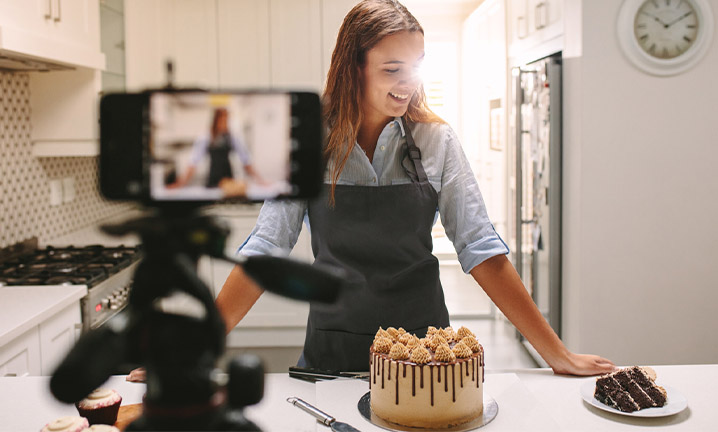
[{"left": 149, "top": 92, "right": 293, "bottom": 201}]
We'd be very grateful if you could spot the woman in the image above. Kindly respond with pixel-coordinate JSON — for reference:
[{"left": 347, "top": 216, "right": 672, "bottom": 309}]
[
  {"left": 168, "top": 107, "right": 259, "bottom": 191},
  {"left": 216, "top": 0, "right": 615, "bottom": 375}
]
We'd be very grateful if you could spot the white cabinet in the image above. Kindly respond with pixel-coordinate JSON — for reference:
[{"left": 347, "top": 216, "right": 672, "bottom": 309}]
[
  {"left": 216, "top": 0, "right": 271, "bottom": 88},
  {"left": 0, "top": 303, "right": 80, "bottom": 377},
  {"left": 200, "top": 207, "right": 313, "bottom": 347},
  {"left": 38, "top": 303, "right": 82, "bottom": 375},
  {"left": 126, "top": 0, "right": 345, "bottom": 92},
  {"left": 268, "top": 0, "right": 322, "bottom": 90},
  {"left": 0, "top": 328, "right": 41, "bottom": 378},
  {"left": 0, "top": 0, "right": 106, "bottom": 157},
  {"left": 0, "top": 0, "right": 104, "bottom": 69},
  {"left": 29, "top": 68, "right": 103, "bottom": 156},
  {"left": 508, "top": 0, "right": 563, "bottom": 60}
]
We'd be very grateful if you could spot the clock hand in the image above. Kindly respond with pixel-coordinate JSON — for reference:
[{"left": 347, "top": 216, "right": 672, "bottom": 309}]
[
  {"left": 640, "top": 11, "right": 668, "bottom": 26},
  {"left": 666, "top": 11, "right": 693, "bottom": 28}
]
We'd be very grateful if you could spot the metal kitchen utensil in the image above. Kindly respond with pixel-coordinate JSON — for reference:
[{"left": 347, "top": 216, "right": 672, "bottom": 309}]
[
  {"left": 287, "top": 397, "right": 362, "bottom": 432},
  {"left": 288, "top": 366, "right": 370, "bottom": 383}
]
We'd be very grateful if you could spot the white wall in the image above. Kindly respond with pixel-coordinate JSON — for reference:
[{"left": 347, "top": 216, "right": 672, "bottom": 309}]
[{"left": 562, "top": 0, "right": 718, "bottom": 364}]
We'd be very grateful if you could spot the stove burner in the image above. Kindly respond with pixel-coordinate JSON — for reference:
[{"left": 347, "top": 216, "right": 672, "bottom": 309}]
[{"left": 0, "top": 245, "right": 141, "bottom": 287}]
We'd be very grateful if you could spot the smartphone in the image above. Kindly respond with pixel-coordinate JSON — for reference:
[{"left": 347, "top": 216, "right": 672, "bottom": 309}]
[{"left": 99, "top": 89, "right": 323, "bottom": 205}]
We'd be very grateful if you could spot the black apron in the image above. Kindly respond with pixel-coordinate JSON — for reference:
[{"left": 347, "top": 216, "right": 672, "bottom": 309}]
[
  {"left": 207, "top": 133, "right": 234, "bottom": 187},
  {"left": 304, "top": 117, "right": 450, "bottom": 371}
]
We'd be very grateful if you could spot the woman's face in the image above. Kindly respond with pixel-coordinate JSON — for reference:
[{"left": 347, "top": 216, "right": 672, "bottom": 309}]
[{"left": 359, "top": 31, "right": 424, "bottom": 124}]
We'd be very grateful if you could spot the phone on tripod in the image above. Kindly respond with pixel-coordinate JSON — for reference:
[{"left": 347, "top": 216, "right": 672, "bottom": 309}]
[{"left": 99, "top": 89, "right": 323, "bottom": 205}]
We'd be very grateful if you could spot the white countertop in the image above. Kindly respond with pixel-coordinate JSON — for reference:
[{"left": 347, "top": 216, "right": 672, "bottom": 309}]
[
  {"left": 0, "top": 285, "right": 87, "bottom": 347},
  {"left": 0, "top": 365, "right": 715, "bottom": 431}
]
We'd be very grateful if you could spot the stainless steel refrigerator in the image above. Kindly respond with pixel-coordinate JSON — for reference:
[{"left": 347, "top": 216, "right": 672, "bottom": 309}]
[{"left": 509, "top": 53, "right": 562, "bottom": 364}]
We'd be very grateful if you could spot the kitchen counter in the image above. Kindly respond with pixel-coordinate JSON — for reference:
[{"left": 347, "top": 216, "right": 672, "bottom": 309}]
[
  {"left": 0, "top": 285, "right": 86, "bottom": 347},
  {"left": 0, "top": 365, "right": 715, "bottom": 431}
]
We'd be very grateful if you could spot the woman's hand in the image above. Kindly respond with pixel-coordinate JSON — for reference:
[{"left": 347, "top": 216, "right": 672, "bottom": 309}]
[
  {"left": 549, "top": 352, "right": 616, "bottom": 376},
  {"left": 126, "top": 367, "right": 146, "bottom": 383}
]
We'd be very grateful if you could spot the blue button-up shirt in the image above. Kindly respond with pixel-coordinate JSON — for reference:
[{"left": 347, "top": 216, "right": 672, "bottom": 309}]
[{"left": 239, "top": 118, "right": 509, "bottom": 274}]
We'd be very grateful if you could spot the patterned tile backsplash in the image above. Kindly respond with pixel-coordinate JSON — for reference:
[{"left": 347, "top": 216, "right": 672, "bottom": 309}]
[{"left": 0, "top": 71, "right": 132, "bottom": 248}]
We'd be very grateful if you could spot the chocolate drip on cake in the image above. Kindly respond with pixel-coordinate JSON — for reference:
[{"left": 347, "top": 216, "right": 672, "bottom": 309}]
[
  {"left": 396, "top": 361, "right": 400, "bottom": 404},
  {"left": 451, "top": 364, "right": 456, "bottom": 402},
  {"left": 430, "top": 366, "right": 434, "bottom": 406},
  {"left": 460, "top": 363, "right": 464, "bottom": 388},
  {"left": 403, "top": 364, "right": 407, "bottom": 378},
  {"left": 412, "top": 365, "right": 416, "bottom": 396},
  {"left": 420, "top": 366, "right": 424, "bottom": 388},
  {"left": 437, "top": 365, "right": 441, "bottom": 383},
  {"left": 444, "top": 365, "right": 448, "bottom": 392},
  {"left": 382, "top": 359, "right": 385, "bottom": 389}
]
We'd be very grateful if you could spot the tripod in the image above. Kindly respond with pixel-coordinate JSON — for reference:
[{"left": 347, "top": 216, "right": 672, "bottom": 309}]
[{"left": 50, "top": 207, "right": 343, "bottom": 431}]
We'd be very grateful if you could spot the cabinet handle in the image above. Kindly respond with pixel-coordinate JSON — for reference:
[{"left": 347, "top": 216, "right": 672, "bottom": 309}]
[
  {"left": 53, "top": 0, "right": 62, "bottom": 22},
  {"left": 44, "top": 0, "right": 52, "bottom": 19},
  {"left": 535, "top": 2, "right": 548, "bottom": 30},
  {"left": 517, "top": 16, "right": 528, "bottom": 39}
]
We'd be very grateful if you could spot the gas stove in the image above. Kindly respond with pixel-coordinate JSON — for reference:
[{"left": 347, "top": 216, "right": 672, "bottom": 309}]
[{"left": 0, "top": 239, "right": 142, "bottom": 332}]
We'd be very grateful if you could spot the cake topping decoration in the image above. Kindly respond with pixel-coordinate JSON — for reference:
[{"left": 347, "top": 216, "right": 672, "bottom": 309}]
[
  {"left": 439, "top": 327, "right": 455, "bottom": 343},
  {"left": 406, "top": 335, "right": 421, "bottom": 349},
  {"left": 427, "top": 326, "right": 438, "bottom": 336},
  {"left": 461, "top": 336, "right": 481, "bottom": 353},
  {"left": 410, "top": 346, "right": 431, "bottom": 364},
  {"left": 456, "top": 326, "right": 475, "bottom": 340},
  {"left": 434, "top": 343, "right": 457, "bottom": 362},
  {"left": 375, "top": 327, "right": 392, "bottom": 340},
  {"left": 374, "top": 337, "right": 394, "bottom": 354},
  {"left": 389, "top": 342, "right": 410, "bottom": 360},
  {"left": 398, "top": 332, "right": 414, "bottom": 346},
  {"left": 452, "top": 341, "right": 472, "bottom": 358},
  {"left": 428, "top": 334, "right": 447, "bottom": 351}
]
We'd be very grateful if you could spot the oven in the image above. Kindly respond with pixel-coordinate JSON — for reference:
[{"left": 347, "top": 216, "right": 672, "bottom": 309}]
[{"left": 0, "top": 239, "right": 142, "bottom": 332}]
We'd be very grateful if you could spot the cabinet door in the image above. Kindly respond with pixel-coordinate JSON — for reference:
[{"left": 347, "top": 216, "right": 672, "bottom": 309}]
[
  {"left": 51, "top": 0, "right": 102, "bottom": 50},
  {"left": 217, "top": 0, "right": 271, "bottom": 88},
  {"left": 0, "top": 328, "right": 41, "bottom": 377},
  {"left": 161, "top": 0, "right": 219, "bottom": 88},
  {"left": 320, "top": 0, "right": 357, "bottom": 88},
  {"left": 39, "top": 303, "right": 81, "bottom": 375},
  {"left": 527, "top": 0, "right": 562, "bottom": 39},
  {"left": 269, "top": 0, "right": 322, "bottom": 91},
  {"left": 210, "top": 211, "right": 312, "bottom": 329},
  {"left": 125, "top": 0, "right": 219, "bottom": 89}
]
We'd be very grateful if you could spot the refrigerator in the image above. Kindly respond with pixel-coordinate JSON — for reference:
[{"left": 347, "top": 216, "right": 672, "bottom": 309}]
[{"left": 509, "top": 53, "right": 562, "bottom": 364}]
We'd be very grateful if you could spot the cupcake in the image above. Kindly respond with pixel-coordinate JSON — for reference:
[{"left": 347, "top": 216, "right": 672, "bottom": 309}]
[
  {"left": 85, "top": 426, "right": 121, "bottom": 432},
  {"left": 40, "top": 416, "right": 88, "bottom": 432},
  {"left": 75, "top": 388, "right": 122, "bottom": 425}
]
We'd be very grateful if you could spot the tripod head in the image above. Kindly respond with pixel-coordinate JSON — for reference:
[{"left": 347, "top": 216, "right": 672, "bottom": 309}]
[{"left": 50, "top": 207, "right": 344, "bottom": 430}]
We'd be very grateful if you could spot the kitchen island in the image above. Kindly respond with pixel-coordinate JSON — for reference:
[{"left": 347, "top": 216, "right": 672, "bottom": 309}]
[{"left": 0, "top": 365, "right": 714, "bottom": 431}]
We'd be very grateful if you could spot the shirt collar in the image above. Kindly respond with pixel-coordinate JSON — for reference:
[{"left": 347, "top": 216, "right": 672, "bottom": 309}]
[{"left": 393, "top": 117, "right": 406, "bottom": 137}]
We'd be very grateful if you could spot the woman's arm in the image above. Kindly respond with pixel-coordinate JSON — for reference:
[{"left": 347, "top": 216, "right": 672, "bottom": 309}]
[
  {"left": 215, "top": 265, "right": 264, "bottom": 333},
  {"left": 470, "top": 254, "right": 615, "bottom": 376}
]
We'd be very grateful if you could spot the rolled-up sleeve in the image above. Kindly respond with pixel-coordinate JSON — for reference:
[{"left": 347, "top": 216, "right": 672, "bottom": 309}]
[
  {"left": 437, "top": 126, "right": 509, "bottom": 273},
  {"left": 237, "top": 199, "right": 307, "bottom": 257}
]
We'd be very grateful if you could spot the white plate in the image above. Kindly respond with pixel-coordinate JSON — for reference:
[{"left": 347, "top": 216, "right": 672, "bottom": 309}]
[{"left": 580, "top": 380, "right": 687, "bottom": 417}]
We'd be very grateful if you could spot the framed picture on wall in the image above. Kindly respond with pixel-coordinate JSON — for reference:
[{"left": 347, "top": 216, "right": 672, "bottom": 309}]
[{"left": 489, "top": 98, "right": 503, "bottom": 151}]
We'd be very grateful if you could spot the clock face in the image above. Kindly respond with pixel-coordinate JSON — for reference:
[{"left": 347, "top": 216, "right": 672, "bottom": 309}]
[{"left": 634, "top": 0, "right": 700, "bottom": 59}]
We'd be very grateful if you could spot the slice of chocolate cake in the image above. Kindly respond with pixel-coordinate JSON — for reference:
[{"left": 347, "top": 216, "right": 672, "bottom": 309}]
[{"left": 594, "top": 366, "right": 667, "bottom": 413}]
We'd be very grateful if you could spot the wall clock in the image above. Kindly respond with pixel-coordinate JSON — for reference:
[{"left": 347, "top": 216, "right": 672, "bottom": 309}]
[{"left": 617, "top": 0, "right": 715, "bottom": 76}]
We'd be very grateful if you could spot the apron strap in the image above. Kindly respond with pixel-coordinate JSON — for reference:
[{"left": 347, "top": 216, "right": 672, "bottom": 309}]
[{"left": 401, "top": 116, "right": 429, "bottom": 183}]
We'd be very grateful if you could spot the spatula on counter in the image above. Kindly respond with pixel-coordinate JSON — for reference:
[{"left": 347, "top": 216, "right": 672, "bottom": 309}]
[{"left": 287, "top": 397, "right": 362, "bottom": 432}]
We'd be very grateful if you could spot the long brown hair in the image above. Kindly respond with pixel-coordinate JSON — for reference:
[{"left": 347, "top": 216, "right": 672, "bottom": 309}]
[{"left": 323, "top": 0, "right": 443, "bottom": 203}]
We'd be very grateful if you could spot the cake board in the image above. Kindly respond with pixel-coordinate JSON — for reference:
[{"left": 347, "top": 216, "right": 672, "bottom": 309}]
[{"left": 357, "top": 392, "right": 498, "bottom": 432}]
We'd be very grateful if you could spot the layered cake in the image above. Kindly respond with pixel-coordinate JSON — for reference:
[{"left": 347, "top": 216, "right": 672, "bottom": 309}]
[
  {"left": 75, "top": 388, "right": 122, "bottom": 425},
  {"left": 594, "top": 366, "right": 667, "bottom": 412},
  {"left": 369, "top": 326, "right": 484, "bottom": 428}
]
